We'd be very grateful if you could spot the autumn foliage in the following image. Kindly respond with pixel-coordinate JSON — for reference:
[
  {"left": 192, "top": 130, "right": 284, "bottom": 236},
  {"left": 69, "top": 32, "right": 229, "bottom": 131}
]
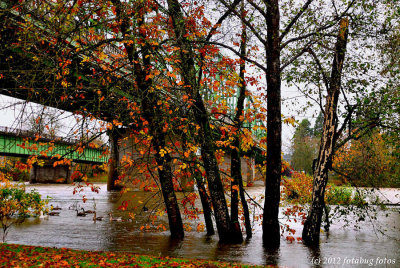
[
  {"left": 0, "top": 243, "right": 265, "bottom": 268},
  {"left": 0, "top": 174, "right": 48, "bottom": 242},
  {"left": 333, "top": 131, "right": 400, "bottom": 187},
  {"left": 283, "top": 171, "right": 367, "bottom": 206}
]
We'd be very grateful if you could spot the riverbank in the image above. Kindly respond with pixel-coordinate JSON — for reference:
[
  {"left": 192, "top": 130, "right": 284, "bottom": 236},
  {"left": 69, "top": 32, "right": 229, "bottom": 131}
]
[{"left": 0, "top": 243, "right": 266, "bottom": 267}]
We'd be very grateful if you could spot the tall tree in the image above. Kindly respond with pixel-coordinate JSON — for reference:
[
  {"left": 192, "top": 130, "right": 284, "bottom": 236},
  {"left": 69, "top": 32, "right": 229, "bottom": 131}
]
[
  {"left": 290, "top": 119, "right": 318, "bottom": 175},
  {"left": 302, "top": 18, "right": 349, "bottom": 245},
  {"left": 166, "top": 0, "right": 243, "bottom": 243},
  {"left": 230, "top": 0, "right": 252, "bottom": 238},
  {"left": 261, "top": 0, "right": 282, "bottom": 248},
  {"left": 213, "top": 0, "right": 388, "bottom": 248},
  {"left": 214, "top": 0, "right": 315, "bottom": 247},
  {"left": 110, "top": 0, "right": 184, "bottom": 239}
]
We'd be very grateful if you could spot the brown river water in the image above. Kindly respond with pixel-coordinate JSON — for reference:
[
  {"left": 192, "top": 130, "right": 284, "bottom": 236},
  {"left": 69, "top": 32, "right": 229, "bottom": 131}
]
[{"left": 5, "top": 184, "right": 400, "bottom": 267}]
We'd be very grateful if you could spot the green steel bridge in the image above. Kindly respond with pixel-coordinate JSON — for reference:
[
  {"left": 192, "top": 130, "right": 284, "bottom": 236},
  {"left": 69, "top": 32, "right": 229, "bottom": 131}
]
[
  {"left": 0, "top": 2, "right": 266, "bottom": 142},
  {"left": 0, "top": 127, "right": 108, "bottom": 164}
]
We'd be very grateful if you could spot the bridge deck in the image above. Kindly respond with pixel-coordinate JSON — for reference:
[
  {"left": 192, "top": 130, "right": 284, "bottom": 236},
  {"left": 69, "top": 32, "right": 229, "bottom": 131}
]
[{"left": 0, "top": 127, "right": 108, "bottom": 164}]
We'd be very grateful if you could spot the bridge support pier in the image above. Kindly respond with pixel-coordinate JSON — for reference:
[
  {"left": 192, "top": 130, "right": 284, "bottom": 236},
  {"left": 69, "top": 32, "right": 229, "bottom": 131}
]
[
  {"left": 29, "top": 162, "right": 73, "bottom": 184},
  {"left": 107, "top": 129, "right": 123, "bottom": 191},
  {"left": 240, "top": 157, "right": 255, "bottom": 186},
  {"left": 247, "top": 157, "right": 255, "bottom": 186}
]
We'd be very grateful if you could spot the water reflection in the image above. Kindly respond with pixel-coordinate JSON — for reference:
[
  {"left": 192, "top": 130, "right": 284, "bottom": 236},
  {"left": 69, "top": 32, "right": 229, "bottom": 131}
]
[
  {"left": 263, "top": 247, "right": 280, "bottom": 267},
  {"left": 5, "top": 184, "right": 400, "bottom": 267},
  {"left": 307, "top": 246, "right": 322, "bottom": 268}
]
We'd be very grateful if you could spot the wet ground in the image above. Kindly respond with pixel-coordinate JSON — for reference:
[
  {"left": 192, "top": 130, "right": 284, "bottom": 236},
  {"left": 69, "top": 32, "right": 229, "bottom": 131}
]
[{"left": 6, "top": 184, "right": 400, "bottom": 267}]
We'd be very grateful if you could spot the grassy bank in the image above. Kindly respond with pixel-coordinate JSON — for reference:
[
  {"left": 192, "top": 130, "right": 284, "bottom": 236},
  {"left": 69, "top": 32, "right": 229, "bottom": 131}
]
[
  {"left": 86, "top": 173, "right": 108, "bottom": 183},
  {"left": 0, "top": 243, "right": 267, "bottom": 267}
]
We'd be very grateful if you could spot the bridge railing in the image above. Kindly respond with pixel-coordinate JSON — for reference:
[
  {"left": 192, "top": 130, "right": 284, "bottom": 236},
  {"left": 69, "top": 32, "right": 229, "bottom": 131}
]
[
  {"left": 0, "top": 126, "right": 82, "bottom": 145},
  {"left": 0, "top": 127, "right": 109, "bottom": 164}
]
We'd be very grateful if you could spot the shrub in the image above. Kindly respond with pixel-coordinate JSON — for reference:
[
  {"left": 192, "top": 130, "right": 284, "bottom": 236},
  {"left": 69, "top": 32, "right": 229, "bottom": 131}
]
[
  {"left": 283, "top": 171, "right": 314, "bottom": 204},
  {"left": 0, "top": 159, "right": 30, "bottom": 182},
  {"left": 0, "top": 174, "right": 48, "bottom": 242},
  {"left": 283, "top": 172, "right": 366, "bottom": 206},
  {"left": 325, "top": 186, "right": 353, "bottom": 205}
]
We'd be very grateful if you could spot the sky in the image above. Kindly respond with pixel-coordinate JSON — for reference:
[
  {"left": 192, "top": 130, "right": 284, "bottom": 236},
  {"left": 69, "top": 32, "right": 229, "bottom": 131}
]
[{"left": 0, "top": 86, "right": 319, "bottom": 154}]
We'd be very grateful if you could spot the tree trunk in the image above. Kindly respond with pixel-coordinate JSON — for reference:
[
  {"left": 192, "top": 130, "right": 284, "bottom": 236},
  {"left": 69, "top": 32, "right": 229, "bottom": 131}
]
[
  {"left": 150, "top": 133, "right": 185, "bottom": 239},
  {"left": 195, "top": 173, "right": 215, "bottom": 236},
  {"left": 231, "top": 3, "right": 252, "bottom": 237},
  {"left": 111, "top": 0, "right": 184, "bottom": 239},
  {"left": 183, "top": 135, "right": 215, "bottom": 236},
  {"left": 199, "top": 133, "right": 241, "bottom": 242},
  {"left": 230, "top": 141, "right": 243, "bottom": 238},
  {"left": 302, "top": 18, "right": 349, "bottom": 246},
  {"left": 107, "top": 129, "right": 122, "bottom": 191},
  {"left": 167, "top": 0, "right": 242, "bottom": 243},
  {"left": 263, "top": 0, "right": 282, "bottom": 248},
  {"left": 239, "top": 176, "right": 252, "bottom": 238}
]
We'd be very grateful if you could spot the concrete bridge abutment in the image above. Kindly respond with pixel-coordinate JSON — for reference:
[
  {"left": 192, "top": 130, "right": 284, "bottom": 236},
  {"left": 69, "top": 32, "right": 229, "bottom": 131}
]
[{"left": 29, "top": 162, "right": 73, "bottom": 184}]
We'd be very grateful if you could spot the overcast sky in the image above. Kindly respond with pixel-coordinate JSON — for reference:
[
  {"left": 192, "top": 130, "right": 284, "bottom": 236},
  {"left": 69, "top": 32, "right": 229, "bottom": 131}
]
[{"left": 0, "top": 85, "right": 319, "bottom": 154}]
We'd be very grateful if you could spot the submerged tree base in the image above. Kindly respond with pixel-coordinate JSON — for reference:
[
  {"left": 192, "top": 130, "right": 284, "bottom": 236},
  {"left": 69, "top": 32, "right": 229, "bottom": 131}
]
[{"left": 262, "top": 220, "right": 281, "bottom": 249}]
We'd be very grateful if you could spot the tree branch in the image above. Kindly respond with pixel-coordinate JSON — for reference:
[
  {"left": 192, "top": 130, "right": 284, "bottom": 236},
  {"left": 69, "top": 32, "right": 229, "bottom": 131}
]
[
  {"left": 205, "top": 0, "right": 242, "bottom": 42},
  {"left": 308, "top": 47, "right": 330, "bottom": 91},
  {"left": 216, "top": 0, "right": 267, "bottom": 46},
  {"left": 197, "top": 40, "right": 267, "bottom": 72},
  {"left": 280, "top": 40, "right": 314, "bottom": 71},
  {"left": 280, "top": 0, "right": 314, "bottom": 42}
]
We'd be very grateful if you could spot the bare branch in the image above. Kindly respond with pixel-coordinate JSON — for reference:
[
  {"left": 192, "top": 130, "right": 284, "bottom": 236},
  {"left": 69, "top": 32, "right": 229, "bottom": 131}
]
[
  {"left": 281, "top": 0, "right": 357, "bottom": 49},
  {"left": 205, "top": 0, "right": 242, "bottom": 42},
  {"left": 197, "top": 40, "right": 267, "bottom": 73},
  {"left": 308, "top": 47, "right": 330, "bottom": 91},
  {"left": 280, "top": 40, "right": 314, "bottom": 71},
  {"left": 247, "top": 0, "right": 268, "bottom": 19},
  {"left": 280, "top": 0, "right": 314, "bottom": 42},
  {"left": 216, "top": 0, "right": 267, "bottom": 46}
]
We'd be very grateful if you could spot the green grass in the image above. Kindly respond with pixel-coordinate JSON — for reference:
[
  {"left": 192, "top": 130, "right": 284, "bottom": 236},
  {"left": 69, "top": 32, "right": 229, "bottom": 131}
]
[
  {"left": 0, "top": 243, "right": 269, "bottom": 267},
  {"left": 86, "top": 173, "right": 108, "bottom": 183}
]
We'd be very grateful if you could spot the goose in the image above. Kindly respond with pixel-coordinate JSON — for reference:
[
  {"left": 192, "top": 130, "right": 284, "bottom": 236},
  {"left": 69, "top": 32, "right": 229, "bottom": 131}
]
[
  {"left": 109, "top": 213, "right": 123, "bottom": 222},
  {"left": 68, "top": 203, "right": 78, "bottom": 210},
  {"left": 51, "top": 205, "right": 62, "bottom": 211},
  {"left": 93, "top": 212, "right": 103, "bottom": 222},
  {"left": 76, "top": 209, "right": 86, "bottom": 217},
  {"left": 48, "top": 211, "right": 60, "bottom": 216},
  {"left": 39, "top": 211, "right": 49, "bottom": 220},
  {"left": 82, "top": 208, "right": 95, "bottom": 214}
]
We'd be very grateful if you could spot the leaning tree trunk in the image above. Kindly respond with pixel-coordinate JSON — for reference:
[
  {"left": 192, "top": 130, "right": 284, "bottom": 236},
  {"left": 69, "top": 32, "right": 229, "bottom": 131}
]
[
  {"left": 230, "top": 137, "right": 244, "bottom": 238},
  {"left": 302, "top": 18, "right": 349, "bottom": 246},
  {"left": 111, "top": 0, "right": 184, "bottom": 239},
  {"left": 167, "top": 0, "right": 242, "bottom": 243},
  {"left": 198, "top": 127, "right": 241, "bottom": 243},
  {"left": 263, "top": 0, "right": 282, "bottom": 248},
  {"left": 148, "top": 126, "right": 185, "bottom": 239},
  {"left": 194, "top": 172, "right": 215, "bottom": 236},
  {"left": 183, "top": 134, "right": 215, "bottom": 236}
]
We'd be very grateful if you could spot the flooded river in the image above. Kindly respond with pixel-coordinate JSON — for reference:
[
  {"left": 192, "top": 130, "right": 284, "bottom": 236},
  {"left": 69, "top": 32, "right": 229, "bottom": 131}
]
[{"left": 5, "top": 184, "right": 400, "bottom": 267}]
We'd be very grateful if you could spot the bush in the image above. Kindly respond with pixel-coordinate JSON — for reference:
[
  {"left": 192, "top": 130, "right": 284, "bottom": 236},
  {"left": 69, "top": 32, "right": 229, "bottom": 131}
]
[
  {"left": 283, "top": 172, "right": 314, "bottom": 204},
  {"left": 325, "top": 186, "right": 353, "bottom": 205},
  {"left": 283, "top": 172, "right": 367, "bottom": 206},
  {"left": 0, "top": 159, "right": 30, "bottom": 182},
  {"left": 0, "top": 174, "right": 48, "bottom": 241},
  {"left": 332, "top": 132, "right": 400, "bottom": 188}
]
